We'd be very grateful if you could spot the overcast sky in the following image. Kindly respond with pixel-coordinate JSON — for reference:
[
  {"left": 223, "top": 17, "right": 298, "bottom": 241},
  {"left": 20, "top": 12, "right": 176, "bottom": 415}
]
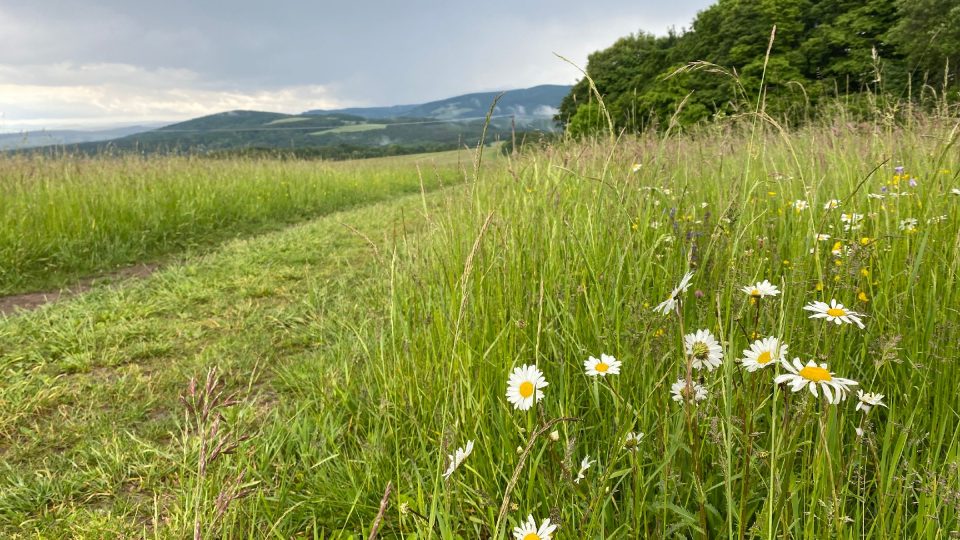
[{"left": 0, "top": 0, "right": 712, "bottom": 132}]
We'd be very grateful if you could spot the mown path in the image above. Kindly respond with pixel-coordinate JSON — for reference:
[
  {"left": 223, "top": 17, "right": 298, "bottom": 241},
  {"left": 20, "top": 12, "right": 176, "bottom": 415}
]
[{"left": 0, "top": 186, "right": 450, "bottom": 537}]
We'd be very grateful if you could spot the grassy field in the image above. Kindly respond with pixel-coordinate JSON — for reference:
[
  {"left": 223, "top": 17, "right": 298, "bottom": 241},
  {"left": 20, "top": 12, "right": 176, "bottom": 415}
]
[
  {"left": 0, "top": 149, "right": 473, "bottom": 295},
  {"left": 1, "top": 118, "right": 959, "bottom": 538}
]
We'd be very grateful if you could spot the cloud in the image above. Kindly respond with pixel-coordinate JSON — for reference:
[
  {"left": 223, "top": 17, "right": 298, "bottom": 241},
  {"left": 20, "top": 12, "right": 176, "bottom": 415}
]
[
  {"left": 533, "top": 105, "right": 559, "bottom": 117},
  {"left": 0, "top": 0, "right": 713, "bottom": 130},
  {"left": 0, "top": 63, "right": 341, "bottom": 130}
]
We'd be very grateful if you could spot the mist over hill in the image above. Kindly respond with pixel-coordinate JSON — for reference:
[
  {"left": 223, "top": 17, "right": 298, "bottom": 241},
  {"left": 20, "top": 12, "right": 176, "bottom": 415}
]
[{"left": 306, "top": 84, "right": 571, "bottom": 125}]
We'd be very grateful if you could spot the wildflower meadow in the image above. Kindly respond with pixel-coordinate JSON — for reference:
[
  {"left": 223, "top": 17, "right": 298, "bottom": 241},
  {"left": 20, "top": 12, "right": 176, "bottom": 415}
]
[{"left": 1, "top": 116, "right": 959, "bottom": 538}]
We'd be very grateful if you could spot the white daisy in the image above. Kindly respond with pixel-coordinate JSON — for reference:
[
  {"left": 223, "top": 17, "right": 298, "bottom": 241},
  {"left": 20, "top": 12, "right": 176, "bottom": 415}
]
[
  {"left": 951, "top": 188, "right": 960, "bottom": 196},
  {"left": 684, "top": 329, "right": 724, "bottom": 371},
  {"left": 574, "top": 455, "right": 594, "bottom": 484},
  {"left": 740, "top": 337, "right": 787, "bottom": 372},
  {"left": 653, "top": 270, "right": 694, "bottom": 315},
  {"left": 803, "top": 299, "right": 866, "bottom": 329},
  {"left": 671, "top": 378, "right": 708, "bottom": 403},
  {"left": 867, "top": 193, "right": 885, "bottom": 200},
  {"left": 442, "top": 440, "right": 474, "bottom": 479},
  {"left": 584, "top": 354, "right": 621, "bottom": 377},
  {"left": 815, "top": 233, "right": 831, "bottom": 242},
  {"left": 774, "top": 358, "right": 858, "bottom": 404},
  {"left": 623, "top": 431, "right": 644, "bottom": 452},
  {"left": 855, "top": 390, "right": 887, "bottom": 413},
  {"left": 512, "top": 515, "right": 558, "bottom": 540},
  {"left": 741, "top": 279, "right": 780, "bottom": 298},
  {"left": 899, "top": 218, "right": 918, "bottom": 232},
  {"left": 793, "top": 200, "right": 809, "bottom": 211},
  {"left": 506, "top": 365, "right": 548, "bottom": 411},
  {"left": 631, "top": 163, "right": 642, "bottom": 173},
  {"left": 823, "top": 199, "right": 841, "bottom": 210},
  {"left": 840, "top": 212, "right": 863, "bottom": 231}
]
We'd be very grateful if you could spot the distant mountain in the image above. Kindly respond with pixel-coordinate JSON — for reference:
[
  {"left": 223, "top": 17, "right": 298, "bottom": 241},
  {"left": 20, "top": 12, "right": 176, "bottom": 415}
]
[
  {"left": 0, "top": 125, "right": 162, "bottom": 150},
  {"left": 26, "top": 109, "right": 526, "bottom": 160},
  {"left": 11, "top": 85, "right": 567, "bottom": 159},
  {"left": 306, "top": 84, "right": 571, "bottom": 125}
]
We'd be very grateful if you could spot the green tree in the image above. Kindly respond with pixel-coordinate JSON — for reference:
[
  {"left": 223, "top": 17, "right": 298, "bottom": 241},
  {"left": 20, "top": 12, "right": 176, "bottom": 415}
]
[
  {"left": 888, "top": 0, "right": 960, "bottom": 91},
  {"left": 557, "top": 0, "right": 954, "bottom": 133}
]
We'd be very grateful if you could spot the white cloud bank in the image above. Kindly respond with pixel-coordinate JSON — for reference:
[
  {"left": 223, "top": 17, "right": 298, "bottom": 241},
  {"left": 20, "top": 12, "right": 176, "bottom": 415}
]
[{"left": 0, "top": 63, "right": 341, "bottom": 131}]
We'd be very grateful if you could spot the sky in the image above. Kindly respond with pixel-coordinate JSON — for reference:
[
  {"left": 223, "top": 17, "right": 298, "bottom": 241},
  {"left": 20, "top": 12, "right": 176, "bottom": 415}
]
[{"left": 0, "top": 0, "right": 713, "bottom": 132}]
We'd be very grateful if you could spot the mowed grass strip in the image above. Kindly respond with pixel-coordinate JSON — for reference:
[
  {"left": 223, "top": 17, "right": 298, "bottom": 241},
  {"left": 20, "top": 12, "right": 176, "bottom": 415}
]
[
  {"left": 0, "top": 183, "right": 463, "bottom": 537},
  {"left": 0, "top": 150, "right": 472, "bottom": 295},
  {"left": 312, "top": 124, "right": 388, "bottom": 135}
]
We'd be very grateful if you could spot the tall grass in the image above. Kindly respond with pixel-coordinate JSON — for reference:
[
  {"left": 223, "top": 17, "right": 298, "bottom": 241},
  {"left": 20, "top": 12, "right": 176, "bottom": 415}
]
[
  {"left": 1, "top": 116, "right": 959, "bottom": 538},
  {"left": 278, "top": 117, "right": 958, "bottom": 537},
  {"left": 0, "top": 151, "right": 467, "bottom": 294}
]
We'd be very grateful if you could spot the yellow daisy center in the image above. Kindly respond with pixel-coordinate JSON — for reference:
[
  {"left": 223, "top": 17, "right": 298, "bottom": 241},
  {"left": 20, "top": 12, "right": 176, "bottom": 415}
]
[
  {"left": 826, "top": 307, "right": 846, "bottom": 317},
  {"left": 757, "top": 351, "right": 772, "bottom": 365},
  {"left": 595, "top": 362, "right": 609, "bottom": 373},
  {"left": 523, "top": 534, "right": 540, "bottom": 540},
  {"left": 751, "top": 289, "right": 761, "bottom": 297},
  {"left": 799, "top": 366, "right": 832, "bottom": 382},
  {"left": 691, "top": 342, "right": 710, "bottom": 360},
  {"left": 518, "top": 381, "right": 534, "bottom": 398}
]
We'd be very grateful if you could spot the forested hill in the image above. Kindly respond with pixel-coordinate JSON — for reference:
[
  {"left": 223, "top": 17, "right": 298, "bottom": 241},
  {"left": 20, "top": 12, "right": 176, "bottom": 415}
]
[
  {"left": 558, "top": 0, "right": 960, "bottom": 133},
  {"left": 18, "top": 111, "right": 526, "bottom": 160},
  {"left": 307, "top": 85, "right": 570, "bottom": 124}
]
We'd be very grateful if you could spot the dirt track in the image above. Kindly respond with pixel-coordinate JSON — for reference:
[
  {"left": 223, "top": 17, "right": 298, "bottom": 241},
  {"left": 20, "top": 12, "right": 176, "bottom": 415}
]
[{"left": 0, "top": 263, "right": 158, "bottom": 316}]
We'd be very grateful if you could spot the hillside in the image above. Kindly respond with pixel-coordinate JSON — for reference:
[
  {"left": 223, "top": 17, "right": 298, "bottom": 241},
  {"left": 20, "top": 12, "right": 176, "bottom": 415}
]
[
  {"left": 306, "top": 84, "right": 571, "bottom": 125},
  {"left": 50, "top": 110, "right": 521, "bottom": 159},
  {"left": 10, "top": 85, "right": 568, "bottom": 158}
]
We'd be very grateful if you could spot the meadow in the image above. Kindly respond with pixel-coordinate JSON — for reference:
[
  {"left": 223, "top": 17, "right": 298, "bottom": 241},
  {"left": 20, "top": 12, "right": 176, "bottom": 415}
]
[
  {"left": 0, "top": 149, "right": 470, "bottom": 295},
  {"left": 0, "top": 115, "right": 959, "bottom": 539}
]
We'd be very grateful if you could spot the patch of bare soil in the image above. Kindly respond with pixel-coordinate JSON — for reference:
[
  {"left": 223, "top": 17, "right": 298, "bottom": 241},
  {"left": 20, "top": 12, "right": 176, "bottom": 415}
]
[{"left": 0, "top": 263, "right": 159, "bottom": 316}]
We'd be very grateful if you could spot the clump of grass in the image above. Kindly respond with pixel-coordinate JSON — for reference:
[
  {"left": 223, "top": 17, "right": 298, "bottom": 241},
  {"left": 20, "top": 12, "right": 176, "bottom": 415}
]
[{"left": 178, "top": 367, "right": 253, "bottom": 540}]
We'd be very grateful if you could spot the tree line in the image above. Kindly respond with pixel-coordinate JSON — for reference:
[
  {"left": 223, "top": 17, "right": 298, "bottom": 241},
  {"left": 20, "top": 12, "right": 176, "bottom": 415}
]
[{"left": 557, "top": 0, "right": 960, "bottom": 134}]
